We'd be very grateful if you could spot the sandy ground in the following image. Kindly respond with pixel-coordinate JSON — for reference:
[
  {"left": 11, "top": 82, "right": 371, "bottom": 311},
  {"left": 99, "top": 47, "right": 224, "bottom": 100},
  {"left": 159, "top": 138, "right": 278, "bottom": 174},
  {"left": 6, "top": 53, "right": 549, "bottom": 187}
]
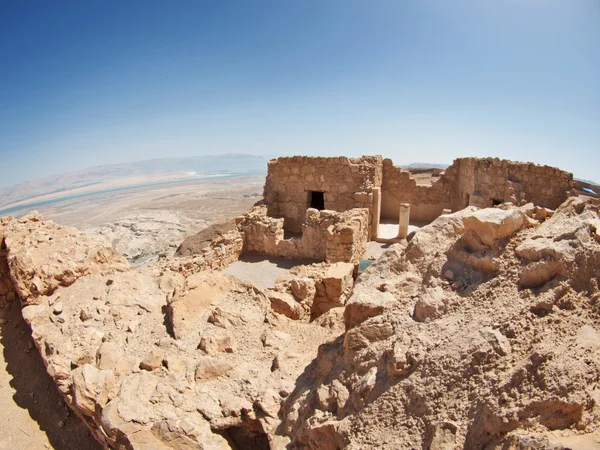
[
  {"left": 224, "top": 254, "right": 316, "bottom": 290},
  {"left": 377, "top": 220, "right": 421, "bottom": 239},
  {"left": 0, "top": 302, "right": 101, "bottom": 450}
]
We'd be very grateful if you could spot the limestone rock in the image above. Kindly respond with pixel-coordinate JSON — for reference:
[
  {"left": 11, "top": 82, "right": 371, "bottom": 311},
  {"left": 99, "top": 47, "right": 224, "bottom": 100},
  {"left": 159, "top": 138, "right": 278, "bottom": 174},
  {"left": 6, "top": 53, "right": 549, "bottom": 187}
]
[
  {"left": 268, "top": 290, "right": 302, "bottom": 320},
  {"left": 2, "top": 215, "right": 128, "bottom": 301},
  {"left": 462, "top": 208, "right": 526, "bottom": 247},
  {"left": 140, "top": 347, "right": 164, "bottom": 371},
  {"left": 313, "top": 262, "right": 354, "bottom": 318},
  {"left": 167, "top": 272, "right": 236, "bottom": 339},
  {"left": 72, "top": 364, "right": 116, "bottom": 417},
  {"left": 344, "top": 290, "right": 396, "bottom": 329},
  {"left": 194, "top": 357, "right": 233, "bottom": 382},
  {"left": 413, "top": 287, "right": 449, "bottom": 322}
]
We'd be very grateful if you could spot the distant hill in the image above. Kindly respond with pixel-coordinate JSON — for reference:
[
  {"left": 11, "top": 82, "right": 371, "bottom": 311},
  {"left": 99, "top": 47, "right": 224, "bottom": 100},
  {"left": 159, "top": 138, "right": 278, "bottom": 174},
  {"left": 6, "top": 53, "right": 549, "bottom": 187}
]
[
  {"left": 401, "top": 162, "right": 450, "bottom": 170},
  {"left": 0, "top": 154, "right": 267, "bottom": 210},
  {"left": 575, "top": 177, "right": 599, "bottom": 187}
]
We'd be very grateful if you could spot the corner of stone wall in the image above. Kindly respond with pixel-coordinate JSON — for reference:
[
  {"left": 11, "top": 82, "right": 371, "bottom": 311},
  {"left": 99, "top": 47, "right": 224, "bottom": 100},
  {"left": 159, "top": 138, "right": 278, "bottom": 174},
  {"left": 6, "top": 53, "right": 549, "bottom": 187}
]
[{"left": 325, "top": 208, "right": 369, "bottom": 264}]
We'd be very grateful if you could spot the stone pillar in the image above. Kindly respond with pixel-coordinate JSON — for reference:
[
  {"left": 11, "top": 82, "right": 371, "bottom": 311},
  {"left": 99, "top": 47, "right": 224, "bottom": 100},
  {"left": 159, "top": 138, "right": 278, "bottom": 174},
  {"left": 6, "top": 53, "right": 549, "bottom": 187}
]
[
  {"left": 371, "top": 187, "right": 381, "bottom": 240},
  {"left": 397, "top": 203, "right": 410, "bottom": 239}
]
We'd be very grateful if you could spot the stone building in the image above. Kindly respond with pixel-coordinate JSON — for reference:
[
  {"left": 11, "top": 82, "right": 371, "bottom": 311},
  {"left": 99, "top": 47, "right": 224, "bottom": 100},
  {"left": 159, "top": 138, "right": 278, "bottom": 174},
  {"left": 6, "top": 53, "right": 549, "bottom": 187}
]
[{"left": 263, "top": 155, "right": 574, "bottom": 240}]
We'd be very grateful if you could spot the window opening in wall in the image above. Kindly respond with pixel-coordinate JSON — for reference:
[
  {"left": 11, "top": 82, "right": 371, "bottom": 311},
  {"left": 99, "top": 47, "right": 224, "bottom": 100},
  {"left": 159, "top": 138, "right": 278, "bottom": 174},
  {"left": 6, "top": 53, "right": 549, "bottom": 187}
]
[
  {"left": 492, "top": 198, "right": 502, "bottom": 206},
  {"left": 310, "top": 191, "right": 325, "bottom": 210}
]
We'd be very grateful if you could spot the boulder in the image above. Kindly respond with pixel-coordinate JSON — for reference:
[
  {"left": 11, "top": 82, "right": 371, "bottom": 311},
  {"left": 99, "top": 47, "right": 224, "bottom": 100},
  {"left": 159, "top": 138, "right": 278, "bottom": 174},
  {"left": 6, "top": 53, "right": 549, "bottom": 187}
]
[
  {"left": 413, "top": 287, "right": 449, "bottom": 322},
  {"left": 268, "top": 290, "right": 302, "bottom": 320},
  {"left": 462, "top": 208, "right": 526, "bottom": 247},
  {"left": 344, "top": 290, "right": 396, "bottom": 329}
]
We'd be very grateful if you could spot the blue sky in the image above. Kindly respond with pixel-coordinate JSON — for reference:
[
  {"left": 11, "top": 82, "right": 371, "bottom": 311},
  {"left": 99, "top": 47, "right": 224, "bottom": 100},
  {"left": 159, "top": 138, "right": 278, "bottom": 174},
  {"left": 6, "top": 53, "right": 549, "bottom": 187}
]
[{"left": 1, "top": 0, "right": 598, "bottom": 186}]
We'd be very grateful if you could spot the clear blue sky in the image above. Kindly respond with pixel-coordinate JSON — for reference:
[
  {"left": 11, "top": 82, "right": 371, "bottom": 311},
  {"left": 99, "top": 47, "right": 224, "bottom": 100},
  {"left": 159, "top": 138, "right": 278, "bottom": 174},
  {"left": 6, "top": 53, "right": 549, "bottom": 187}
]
[{"left": 1, "top": 0, "right": 598, "bottom": 186}]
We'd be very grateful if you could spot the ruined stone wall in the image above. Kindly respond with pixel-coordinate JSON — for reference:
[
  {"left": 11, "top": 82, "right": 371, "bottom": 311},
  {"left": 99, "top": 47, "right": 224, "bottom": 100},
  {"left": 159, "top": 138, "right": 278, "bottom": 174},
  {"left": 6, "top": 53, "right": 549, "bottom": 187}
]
[
  {"left": 263, "top": 155, "right": 382, "bottom": 233},
  {"left": 159, "top": 229, "right": 244, "bottom": 276},
  {"left": 457, "top": 158, "right": 573, "bottom": 210},
  {"left": 325, "top": 209, "right": 369, "bottom": 263},
  {"left": 381, "top": 157, "right": 573, "bottom": 223},
  {"left": 240, "top": 205, "right": 368, "bottom": 263},
  {"left": 380, "top": 159, "right": 459, "bottom": 222}
]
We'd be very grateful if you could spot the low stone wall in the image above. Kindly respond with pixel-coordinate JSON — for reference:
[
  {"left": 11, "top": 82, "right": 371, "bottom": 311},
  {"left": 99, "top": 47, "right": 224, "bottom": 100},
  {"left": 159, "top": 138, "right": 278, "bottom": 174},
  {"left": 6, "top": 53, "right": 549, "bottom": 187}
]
[
  {"left": 239, "top": 206, "right": 368, "bottom": 264},
  {"left": 158, "top": 228, "right": 244, "bottom": 276}
]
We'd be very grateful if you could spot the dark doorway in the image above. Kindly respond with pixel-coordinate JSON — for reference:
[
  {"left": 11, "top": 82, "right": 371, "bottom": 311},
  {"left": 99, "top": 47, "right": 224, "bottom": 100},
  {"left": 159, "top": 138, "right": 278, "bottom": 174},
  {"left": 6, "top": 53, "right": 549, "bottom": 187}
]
[
  {"left": 310, "top": 191, "right": 325, "bottom": 210},
  {"left": 492, "top": 198, "right": 502, "bottom": 206}
]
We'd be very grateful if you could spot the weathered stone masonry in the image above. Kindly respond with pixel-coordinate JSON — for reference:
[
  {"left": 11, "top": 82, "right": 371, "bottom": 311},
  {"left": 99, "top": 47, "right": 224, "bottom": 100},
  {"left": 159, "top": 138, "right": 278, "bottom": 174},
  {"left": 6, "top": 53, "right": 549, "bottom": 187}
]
[
  {"left": 238, "top": 205, "right": 368, "bottom": 264},
  {"left": 263, "top": 155, "right": 382, "bottom": 235},
  {"left": 264, "top": 155, "right": 574, "bottom": 228}
]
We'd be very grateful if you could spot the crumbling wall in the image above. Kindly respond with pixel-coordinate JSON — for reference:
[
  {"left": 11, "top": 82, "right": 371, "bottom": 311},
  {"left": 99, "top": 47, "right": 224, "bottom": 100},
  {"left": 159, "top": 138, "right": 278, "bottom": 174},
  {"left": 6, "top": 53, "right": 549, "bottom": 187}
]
[
  {"left": 240, "top": 205, "right": 368, "bottom": 263},
  {"left": 380, "top": 159, "right": 459, "bottom": 222},
  {"left": 159, "top": 228, "right": 244, "bottom": 276},
  {"left": 457, "top": 158, "right": 573, "bottom": 210},
  {"left": 381, "top": 157, "right": 573, "bottom": 224},
  {"left": 263, "top": 155, "right": 382, "bottom": 233},
  {"left": 326, "top": 209, "right": 369, "bottom": 263}
]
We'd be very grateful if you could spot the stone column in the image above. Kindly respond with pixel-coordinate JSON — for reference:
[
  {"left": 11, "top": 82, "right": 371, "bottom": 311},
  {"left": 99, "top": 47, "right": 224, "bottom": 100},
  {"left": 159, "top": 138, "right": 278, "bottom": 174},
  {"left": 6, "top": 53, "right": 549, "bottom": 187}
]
[
  {"left": 371, "top": 187, "right": 381, "bottom": 240},
  {"left": 397, "top": 203, "right": 410, "bottom": 239}
]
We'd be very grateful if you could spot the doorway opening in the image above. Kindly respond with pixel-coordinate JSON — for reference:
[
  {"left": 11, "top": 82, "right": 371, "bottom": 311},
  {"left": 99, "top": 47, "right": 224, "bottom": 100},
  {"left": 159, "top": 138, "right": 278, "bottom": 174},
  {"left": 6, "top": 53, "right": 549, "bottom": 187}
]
[{"left": 309, "top": 191, "right": 325, "bottom": 210}]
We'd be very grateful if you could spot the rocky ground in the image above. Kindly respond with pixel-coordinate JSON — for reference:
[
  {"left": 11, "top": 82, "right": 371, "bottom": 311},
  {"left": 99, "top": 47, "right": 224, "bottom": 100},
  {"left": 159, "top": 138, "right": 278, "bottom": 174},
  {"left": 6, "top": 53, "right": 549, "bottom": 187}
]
[{"left": 0, "top": 196, "right": 599, "bottom": 449}]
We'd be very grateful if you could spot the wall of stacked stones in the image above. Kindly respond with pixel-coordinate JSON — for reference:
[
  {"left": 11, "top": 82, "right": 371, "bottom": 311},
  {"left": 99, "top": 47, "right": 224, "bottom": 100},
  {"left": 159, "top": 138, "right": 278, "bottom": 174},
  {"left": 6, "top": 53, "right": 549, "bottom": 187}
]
[
  {"left": 325, "top": 208, "right": 369, "bottom": 264},
  {"left": 159, "top": 229, "right": 244, "bottom": 276},
  {"left": 458, "top": 158, "right": 573, "bottom": 210},
  {"left": 380, "top": 159, "right": 460, "bottom": 222},
  {"left": 263, "top": 156, "right": 382, "bottom": 233},
  {"left": 239, "top": 206, "right": 368, "bottom": 263}
]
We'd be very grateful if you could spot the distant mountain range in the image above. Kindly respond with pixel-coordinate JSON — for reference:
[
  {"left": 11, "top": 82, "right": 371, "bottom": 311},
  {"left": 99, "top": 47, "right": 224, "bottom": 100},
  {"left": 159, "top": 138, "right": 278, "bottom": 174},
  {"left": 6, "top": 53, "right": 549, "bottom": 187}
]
[
  {"left": 401, "top": 162, "right": 450, "bottom": 170},
  {"left": 0, "top": 154, "right": 267, "bottom": 210},
  {"left": 575, "top": 178, "right": 599, "bottom": 187}
]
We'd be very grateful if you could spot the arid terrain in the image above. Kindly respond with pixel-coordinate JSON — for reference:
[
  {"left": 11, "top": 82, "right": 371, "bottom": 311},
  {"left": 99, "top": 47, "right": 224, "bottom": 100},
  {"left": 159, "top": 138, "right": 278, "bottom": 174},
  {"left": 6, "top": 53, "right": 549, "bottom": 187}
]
[
  {"left": 1, "top": 156, "right": 599, "bottom": 449},
  {"left": 0, "top": 174, "right": 263, "bottom": 449},
  {"left": 6, "top": 175, "right": 264, "bottom": 266}
]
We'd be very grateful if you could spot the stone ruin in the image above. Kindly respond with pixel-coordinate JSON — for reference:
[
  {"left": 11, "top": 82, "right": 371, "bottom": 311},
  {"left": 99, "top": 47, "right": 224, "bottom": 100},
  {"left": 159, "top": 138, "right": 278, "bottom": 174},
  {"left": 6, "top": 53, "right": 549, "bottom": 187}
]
[
  {"left": 262, "top": 155, "right": 573, "bottom": 243},
  {"left": 2, "top": 155, "right": 599, "bottom": 450}
]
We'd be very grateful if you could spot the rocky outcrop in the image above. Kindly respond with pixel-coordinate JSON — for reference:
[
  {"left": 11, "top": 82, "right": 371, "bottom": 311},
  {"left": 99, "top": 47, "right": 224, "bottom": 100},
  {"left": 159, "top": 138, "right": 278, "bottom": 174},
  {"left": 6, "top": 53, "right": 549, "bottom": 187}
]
[
  {"left": 176, "top": 220, "right": 237, "bottom": 257},
  {"left": 280, "top": 198, "right": 600, "bottom": 449},
  {"left": 1, "top": 213, "right": 341, "bottom": 449},
  {"left": 270, "top": 262, "right": 355, "bottom": 321},
  {"left": 2, "top": 212, "right": 128, "bottom": 301},
  {"left": 86, "top": 210, "right": 205, "bottom": 267}
]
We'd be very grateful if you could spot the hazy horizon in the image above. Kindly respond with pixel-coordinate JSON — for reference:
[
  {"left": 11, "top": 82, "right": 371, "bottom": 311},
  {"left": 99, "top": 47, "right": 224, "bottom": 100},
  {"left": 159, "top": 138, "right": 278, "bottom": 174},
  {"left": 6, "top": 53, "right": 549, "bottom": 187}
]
[{"left": 1, "top": 1, "right": 598, "bottom": 186}]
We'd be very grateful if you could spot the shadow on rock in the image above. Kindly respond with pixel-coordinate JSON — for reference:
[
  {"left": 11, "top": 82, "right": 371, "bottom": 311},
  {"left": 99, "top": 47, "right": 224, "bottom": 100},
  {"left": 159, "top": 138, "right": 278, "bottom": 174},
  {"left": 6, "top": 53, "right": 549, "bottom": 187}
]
[{"left": 0, "top": 301, "right": 102, "bottom": 450}]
